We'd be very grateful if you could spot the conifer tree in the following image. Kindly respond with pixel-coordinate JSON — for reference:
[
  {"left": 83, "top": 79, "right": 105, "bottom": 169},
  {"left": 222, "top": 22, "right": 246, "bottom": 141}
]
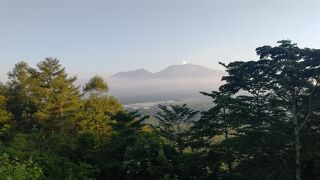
[
  {"left": 35, "top": 58, "right": 82, "bottom": 134},
  {"left": 6, "top": 62, "right": 38, "bottom": 130},
  {"left": 155, "top": 104, "right": 198, "bottom": 153}
]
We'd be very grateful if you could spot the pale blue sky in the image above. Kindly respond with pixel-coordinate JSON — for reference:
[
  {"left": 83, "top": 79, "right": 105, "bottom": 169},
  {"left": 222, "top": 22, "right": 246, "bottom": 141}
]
[{"left": 1, "top": 0, "right": 320, "bottom": 80}]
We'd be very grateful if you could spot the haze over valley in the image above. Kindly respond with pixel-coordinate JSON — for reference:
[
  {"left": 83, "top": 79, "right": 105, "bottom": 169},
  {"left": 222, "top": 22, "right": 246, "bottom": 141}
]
[{"left": 107, "top": 63, "right": 225, "bottom": 105}]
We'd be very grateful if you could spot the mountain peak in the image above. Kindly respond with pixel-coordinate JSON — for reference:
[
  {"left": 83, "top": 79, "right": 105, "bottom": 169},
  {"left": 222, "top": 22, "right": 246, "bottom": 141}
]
[
  {"left": 111, "top": 68, "right": 152, "bottom": 79},
  {"left": 155, "top": 64, "right": 222, "bottom": 79},
  {"left": 133, "top": 68, "right": 149, "bottom": 72}
]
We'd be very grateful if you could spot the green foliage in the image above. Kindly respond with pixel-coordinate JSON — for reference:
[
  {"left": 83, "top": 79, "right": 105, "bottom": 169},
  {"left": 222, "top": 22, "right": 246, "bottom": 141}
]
[
  {"left": 154, "top": 104, "right": 211, "bottom": 179},
  {"left": 78, "top": 76, "right": 122, "bottom": 139},
  {"left": 0, "top": 153, "right": 43, "bottom": 180},
  {"left": 196, "top": 91, "right": 247, "bottom": 177},
  {"left": 6, "top": 62, "right": 38, "bottom": 131},
  {"left": 93, "top": 111, "right": 149, "bottom": 179},
  {"left": 0, "top": 95, "right": 12, "bottom": 136},
  {"left": 123, "top": 132, "right": 173, "bottom": 179},
  {"left": 209, "top": 40, "right": 320, "bottom": 180},
  {"left": 34, "top": 58, "right": 82, "bottom": 134},
  {"left": 155, "top": 104, "right": 198, "bottom": 153},
  {"left": 84, "top": 75, "right": 109, "bottom": 96}
]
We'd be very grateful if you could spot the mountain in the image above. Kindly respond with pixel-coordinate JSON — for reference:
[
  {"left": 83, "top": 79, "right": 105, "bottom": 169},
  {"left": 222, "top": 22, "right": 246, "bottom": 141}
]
[
  {"left": 154, "top": 64, "right": 223, "bottom": 79},
  {"left": 108, "top": 64, "right": 226, "bottom": 104},
  {"left": 111, "top": 68, "right": 152, "bottom": 79},
  {"left": 110, "top": 64, "right": 224, "bottom": 79}
]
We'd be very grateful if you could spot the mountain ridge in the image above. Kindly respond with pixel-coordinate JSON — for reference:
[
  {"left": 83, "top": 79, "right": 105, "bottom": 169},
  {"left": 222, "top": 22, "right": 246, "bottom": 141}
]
[
  {"left": 111, "top": 68, "right": 153, "bottom": 79},
  {"left": 111, "top": 64, "right": 225, "bottom": 79}
]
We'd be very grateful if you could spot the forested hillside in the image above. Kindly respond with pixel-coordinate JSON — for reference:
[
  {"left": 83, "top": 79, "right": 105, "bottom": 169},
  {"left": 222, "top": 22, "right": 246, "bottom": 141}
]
[{"left": 0, "top": 40, "right": 319, "bottom": 180}]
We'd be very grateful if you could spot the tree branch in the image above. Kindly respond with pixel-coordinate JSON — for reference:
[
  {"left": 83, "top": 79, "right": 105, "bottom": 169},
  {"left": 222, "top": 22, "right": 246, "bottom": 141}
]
[{"left": 298, "top": 79, "right": 319, "bottom": 132}]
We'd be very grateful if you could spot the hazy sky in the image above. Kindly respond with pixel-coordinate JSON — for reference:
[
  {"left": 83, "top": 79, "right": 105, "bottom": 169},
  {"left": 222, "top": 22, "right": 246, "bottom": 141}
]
[{"left": 1, "top": 0, "right": 320, "bottom": 80}]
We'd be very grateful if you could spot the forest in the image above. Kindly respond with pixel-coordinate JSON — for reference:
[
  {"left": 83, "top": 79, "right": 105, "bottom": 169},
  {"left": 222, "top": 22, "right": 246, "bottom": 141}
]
[{"left": 0, "top": 40, "right": 319, "bottom": 180}]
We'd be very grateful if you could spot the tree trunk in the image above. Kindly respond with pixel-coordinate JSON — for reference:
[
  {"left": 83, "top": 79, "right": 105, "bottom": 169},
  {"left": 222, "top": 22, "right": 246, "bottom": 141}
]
[
  {"left": 293, "top": 104, "right": 301, "bottom": 180},
  {"left": 295, "top": 127, "right": 301, "bottom": 180},
  {"left": 223, "top": 108, "right": 233, "bottom": 175},
  {"left": 59, "top": 105, "right": 64, "bottom": 134}
]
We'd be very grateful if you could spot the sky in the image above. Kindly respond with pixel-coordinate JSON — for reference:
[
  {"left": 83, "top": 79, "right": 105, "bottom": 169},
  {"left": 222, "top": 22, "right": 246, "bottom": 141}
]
[{"left": 1, "top": 0, "right": 320, "bottom": 81}]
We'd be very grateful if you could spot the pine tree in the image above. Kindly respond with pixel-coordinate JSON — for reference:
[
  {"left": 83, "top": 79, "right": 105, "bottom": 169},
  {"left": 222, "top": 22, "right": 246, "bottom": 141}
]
[
  {"left": 155, "top": 104, "right": 198, "bottom": 153},
  {"left": 35, "top": 58, "right": 82, "bottom": 134},
  {"left": 6, "top": 62, "right": 38, "bottom": 130}
]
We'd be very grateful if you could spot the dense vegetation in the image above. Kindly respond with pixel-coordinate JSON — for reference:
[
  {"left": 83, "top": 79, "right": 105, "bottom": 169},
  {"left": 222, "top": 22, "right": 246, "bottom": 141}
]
[{"left": 0, "top": 40, "right": 319, "bottom": 180}]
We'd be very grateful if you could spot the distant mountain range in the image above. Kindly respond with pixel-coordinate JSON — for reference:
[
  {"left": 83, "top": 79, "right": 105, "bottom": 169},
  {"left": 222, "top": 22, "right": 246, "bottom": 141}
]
[
  {"left": 111, "top": 64, "right": 225, "bottom": 79},
  {"left": 108, "top": 64, "right": 226, "bottom": 104}
]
